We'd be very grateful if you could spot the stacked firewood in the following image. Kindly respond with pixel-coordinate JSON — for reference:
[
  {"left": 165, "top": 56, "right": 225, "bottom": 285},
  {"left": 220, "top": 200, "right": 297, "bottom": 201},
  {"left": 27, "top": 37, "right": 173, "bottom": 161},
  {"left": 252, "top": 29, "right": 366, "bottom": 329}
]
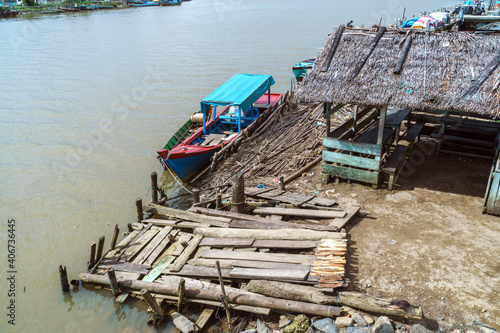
[{"left": 311, "top": 239, "right": 347, "bottom": 289}]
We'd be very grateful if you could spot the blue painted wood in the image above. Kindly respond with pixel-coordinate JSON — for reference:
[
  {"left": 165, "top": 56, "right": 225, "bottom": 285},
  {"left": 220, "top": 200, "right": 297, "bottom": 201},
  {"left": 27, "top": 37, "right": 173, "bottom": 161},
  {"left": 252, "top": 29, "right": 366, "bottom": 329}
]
[
  {"left": 322, "top": 164, "right": 379, "bottom": 185},
  {"left": 323, "top": 137, "right": 382, "bottom": 155},
  {"left": 166, "top": 150, "right": 215, "bottom": 180},
  {"left": 323, "top": 151, "right": 380, "bottom": 170}
]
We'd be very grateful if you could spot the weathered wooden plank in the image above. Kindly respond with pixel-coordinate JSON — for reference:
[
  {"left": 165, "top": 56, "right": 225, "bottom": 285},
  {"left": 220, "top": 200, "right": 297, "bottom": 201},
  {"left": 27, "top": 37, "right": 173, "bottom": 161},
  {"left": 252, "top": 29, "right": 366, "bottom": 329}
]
[
  {"left": 323, "top": 150, "right": 380, "bottom": 170},
  {"left": 195, "top": 307, "right": 215, "bottom": 330},
  {"left": 323, "top": 137, "right": 381, "bottom": 155},
  {"left": 252, "top": 240, "right": 319, "bottom": 249},
  {"left": 144, "top": 203, "right": 230, "bottom": 227},
  {"left": 143, "top": 231, "right": 177, "bottom": 267},
  {"left": 133, "top": 227, "right": 172, "bottom": 264},
  {"left": 305, "top": 197, "right": 336, "bottom": 207},
  {"left": 189, "top": 206, "right": 270, "bottom": 223},
  {"left": 330, "top": 117, "right": 355, "bottom": 138},
  {"left": 167, "top": 265, "right": 232, "bottom": 278},
  {"left": 199, "top": 249, "right": 316, "bottom": 264},
  {"left": 229, "top": 268, "right": 310, "bottom": 281},
  {"left": 199, "top": 237, "right": 255, "bottom": 248},
  {"left": 99, "top": 261, "right": 151, "bottom": 275},
  {"left": 104, "top": 230, "right": 140, "bottom": 260},
  {"left": 253, "top": 207, "right": 346, "bottom": 219},
  {"left": 172, "top": 233, "right": 193, "bottom": 257},
  {"left": 229, "top": 219, "right": 338, "bottom": 232},
  {"left": 245, "top": 187, "right": 274, "bottom": 196},
  {"left": 188, "top": 258, "right": 311, "bottom": 271},
  {"left": 322, "top": 164, "right": 379, "bottom": 185},
  {"left": 329, "top": 206, "right": 360, "bottom": 229},
  {"left": 255, "top": 189, "right": 285, "bottom": 200},
  {"left": 355, "top": 108, "right": 380, "bottom": 134},
  {"left": 170, "top": 234, "right": 204, "bottom": 272},
  {"left": 142, "top": 218, "right": 211, "bottom": 229},
  {"left": 142, "top": 256, "right": 176, "bottom": 282},
  {"left": 272, "top": 192, "right": 316, "bottom": 206},
  {"left": 121, "top": 228, "right": 159, "bottom": 262},
  {"left": 194, "top": 227, "right": 346, "bottom": 241}
]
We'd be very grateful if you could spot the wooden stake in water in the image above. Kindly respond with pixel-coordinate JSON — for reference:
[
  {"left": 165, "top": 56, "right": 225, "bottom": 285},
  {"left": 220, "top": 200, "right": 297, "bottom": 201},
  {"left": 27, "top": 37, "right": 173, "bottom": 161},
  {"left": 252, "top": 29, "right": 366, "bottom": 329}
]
[
  {"left": 88, "top": 242, "right": 96, "bottom": 269},
  {"left": 59, "top": 265, "right": 70, "bottom": 292},
  {"left": 177, "top": 278, "right": 186, "bottom": 312},
  {"left": 141, "top": 289, "right": 164, "bottom": 318},
  {"left": 151, "top": 172, "right": 159, "bottom": 204},
  {"left": 107, "top": 268, "right": 120, "bottom": 297},
  {"left": 96, "top": 236, "right": 105, "bottom": 263},
  {"left": 110, "top": 224, "right": 119, "bottom": 250},
  {"left": 192, "top": 188, "right": 200, "bottom": 204},
  {"left": 136, "top": 198, "right": 143, "bottom": 222}
]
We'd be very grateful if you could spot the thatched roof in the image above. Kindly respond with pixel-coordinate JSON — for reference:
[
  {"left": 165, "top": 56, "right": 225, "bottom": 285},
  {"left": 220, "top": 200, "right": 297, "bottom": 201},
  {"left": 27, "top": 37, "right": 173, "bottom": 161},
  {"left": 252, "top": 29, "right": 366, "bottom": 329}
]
[{"left": 297, "top": 28, "right": 500, "bottom": 118}]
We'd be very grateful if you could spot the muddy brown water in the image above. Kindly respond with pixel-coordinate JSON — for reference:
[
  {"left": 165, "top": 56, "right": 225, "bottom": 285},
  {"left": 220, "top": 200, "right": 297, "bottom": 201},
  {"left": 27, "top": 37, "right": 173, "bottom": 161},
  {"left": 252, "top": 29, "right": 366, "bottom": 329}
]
[{"left": 1, "top": 0, "right": 455, "bottom": 331}]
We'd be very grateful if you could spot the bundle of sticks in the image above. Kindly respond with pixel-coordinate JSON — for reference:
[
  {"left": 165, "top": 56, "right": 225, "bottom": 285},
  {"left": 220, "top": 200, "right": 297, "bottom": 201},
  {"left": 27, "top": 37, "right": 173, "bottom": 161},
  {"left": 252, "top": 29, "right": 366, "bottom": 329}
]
[{"left": 311, "top": 239, "right": 347, "bottom": 289}]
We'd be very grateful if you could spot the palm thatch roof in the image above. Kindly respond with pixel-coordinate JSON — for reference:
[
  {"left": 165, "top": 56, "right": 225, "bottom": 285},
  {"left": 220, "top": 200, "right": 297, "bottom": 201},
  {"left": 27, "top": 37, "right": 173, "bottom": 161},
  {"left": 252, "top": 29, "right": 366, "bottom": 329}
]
[{"left": 297, "top": 28, "right": 500, "bottom": 118}]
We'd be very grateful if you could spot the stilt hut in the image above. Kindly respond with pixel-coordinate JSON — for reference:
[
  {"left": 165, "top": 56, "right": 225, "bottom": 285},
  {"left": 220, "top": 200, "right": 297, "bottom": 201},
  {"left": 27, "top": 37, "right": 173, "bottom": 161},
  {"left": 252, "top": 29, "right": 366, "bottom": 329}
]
[{"left": 296, "top": 27, "right": 500, "bottom": 214}]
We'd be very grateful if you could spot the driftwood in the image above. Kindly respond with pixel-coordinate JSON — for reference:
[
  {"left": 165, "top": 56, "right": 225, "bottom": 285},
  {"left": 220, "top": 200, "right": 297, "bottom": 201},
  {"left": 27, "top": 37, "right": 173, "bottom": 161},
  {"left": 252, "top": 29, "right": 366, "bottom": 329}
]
[
  {"left": 168, "top": 308, "right": 199, "bottom": 333},
  {"left": 193, "top": 227, "right": 346, "bottom": 241},
  {"left": 245, "top": 280, "right": 334, "bottom": 305},
  {"left": 79, "top": 273, "right": 342, "bottom": 317}
]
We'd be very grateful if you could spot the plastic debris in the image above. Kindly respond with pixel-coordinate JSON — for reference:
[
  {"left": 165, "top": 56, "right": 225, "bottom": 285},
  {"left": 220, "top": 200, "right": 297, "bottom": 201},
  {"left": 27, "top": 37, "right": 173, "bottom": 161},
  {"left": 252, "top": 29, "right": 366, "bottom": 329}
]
[{"left": 257, "top": 184, "right": 267, "bottom": 188}]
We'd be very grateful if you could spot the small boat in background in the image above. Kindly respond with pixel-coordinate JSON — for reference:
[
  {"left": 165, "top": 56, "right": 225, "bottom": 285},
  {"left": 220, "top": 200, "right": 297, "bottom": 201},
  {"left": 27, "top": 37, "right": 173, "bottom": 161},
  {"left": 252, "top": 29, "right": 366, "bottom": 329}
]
[
  {"left": 0, "top": 4, "right": 21, "bottom": 18},
  {"left": 130, "top": 1, "right": 160, "bottom": 7},
  {"left": 292, "top": 58, "right": 315, "bottom": 82},
  {"left": 158, "top": 74, "right": 282, "bottom": 181},
  {"left": 160, "top": 0, "right": 181, "bottom": 6},
  {"left": 41, "top": 9, "right": 60, "bottom": 14}
]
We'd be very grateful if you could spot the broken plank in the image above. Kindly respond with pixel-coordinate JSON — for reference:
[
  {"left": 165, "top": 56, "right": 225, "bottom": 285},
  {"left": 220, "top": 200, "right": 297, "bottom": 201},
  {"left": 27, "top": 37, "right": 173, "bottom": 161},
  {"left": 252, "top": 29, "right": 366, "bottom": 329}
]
[
  {"left": 253, "top": 207, "right": 346, "bottom": 219},
  {"left": 133, "top": 227, "right": 172, "bottom": 264},
  {"left": 104, "top": 230, "right": 140, "bottom": 260},
  {"left": 169, "top": 234, "right": 203, "bottom": 272},
  {"left": 142, "top": 218, "right": 211, "bottom": 229},
  {"left": 199, "top": 249, "right": 316, "bottom": 264},
  {"left": 252, "top": 240, "right": 319, "bottom": 249},
  {"left": 194, "top": 227, "right": 346, "bottom": 241},
  {"left": 199, "top": 237, "right": 255, "bottom": 248},
  {"left": 195, "top": 307, "right": 215, "bottom": 330},
  {"left": 187, "top": 258, "right": 311, "bottom": 271},
  {"left": 144, "top": 203, "right": 230, "bottom": 227},
  {"left": 329, "top": 206, "right": 360, "bottom": 229},
  {"left": 120, "top": 228, "right": 159, "bottom": 262},
  {"left": 189, "top": 206, "right": 271, "bottom": 223},
  {"left": 172, "top": 233, "right": 193, "bottom": 257},
  {"left": 230, "top": 219, "right": 338, "bottom": 232},
  {"left": 306, "top": 197, "right": 337, "bottom": 207},
  {"left": 142, "top": 256, "right": 176, "bottom": 282},
  {"left": 229, "top": 267, "right": 309, "bottom": 281},
  {"left": 254, "top": 189, "right": 285, "bottom": 200},
  {"left": 142, "top": 230, "right": 176, "bottom": 267},
  {"left": 272, "top": 192, "right": 316, "bottom": 206}
]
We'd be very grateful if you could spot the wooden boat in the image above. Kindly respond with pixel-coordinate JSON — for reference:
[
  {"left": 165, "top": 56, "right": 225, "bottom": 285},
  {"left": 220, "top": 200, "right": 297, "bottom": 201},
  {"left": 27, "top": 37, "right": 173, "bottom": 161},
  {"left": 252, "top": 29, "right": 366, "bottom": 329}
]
[
  {"left": 292, "top": 58, "right": 315, "bottom": 82},
  {"left": 130, "top": 1, "right": 160, "bottom": 7},
  {"left": 0, "top": 5, "right": 21, "bottom": 18},
  {"left": 157, "top": 74, "right": 282, "bottom": 181},
  {"left": 160, "top": 0, "right": 181, "bottom": 6},
  {"left": 41, "top": 9, "right": 60, "bottom": 14}
]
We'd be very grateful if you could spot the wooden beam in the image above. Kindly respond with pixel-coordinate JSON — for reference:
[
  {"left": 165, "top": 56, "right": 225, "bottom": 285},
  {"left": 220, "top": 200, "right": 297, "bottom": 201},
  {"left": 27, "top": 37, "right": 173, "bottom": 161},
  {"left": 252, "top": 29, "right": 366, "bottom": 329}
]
[
  {"left": 188, "top": 259, "right": 311, "bottom": 271},
  {"left": 144, "top": 203, "right": 230, "bottom": 227},
  {"left": 393, "top": 34, "right": 412, "bottom": 74},
  {"left": 170, "top": 234, "right": 203, "bottom": 273},
  {"left": 461, "top": 49, "right": 500, "bottom": 98},
  {"left": 349, "top": 26, "right": 387, "bottom": 80},
  {"left": 321, "top": 25, "right": 345, "bottom": 72},
  {"left": 229, "top": 267, "right": 310, "bottom": 281},
  {"left": 253, "top": 207, "right": 346, "bottom": 219},
  {"left": 142, "top": 219, "right": 210, "bottom": 229},
  {"left": 199, "top": 249, "right": 316, "bottom": 264},
  {"left": 193, "top": 227, "right": 346, "bottom": 241},
  {"left": 200, "top": 237, "right": 255, "bottom": 248},
  {"left": 229, "top": 219, "right": 338, "bottom": 232}
]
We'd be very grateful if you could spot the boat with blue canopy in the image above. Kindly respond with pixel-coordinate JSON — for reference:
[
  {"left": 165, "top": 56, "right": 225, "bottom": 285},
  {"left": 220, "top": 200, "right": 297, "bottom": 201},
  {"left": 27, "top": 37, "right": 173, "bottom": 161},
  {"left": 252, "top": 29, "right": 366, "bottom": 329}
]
[{"left": 157, "top": 74, "right": 282, "bottom": 181}]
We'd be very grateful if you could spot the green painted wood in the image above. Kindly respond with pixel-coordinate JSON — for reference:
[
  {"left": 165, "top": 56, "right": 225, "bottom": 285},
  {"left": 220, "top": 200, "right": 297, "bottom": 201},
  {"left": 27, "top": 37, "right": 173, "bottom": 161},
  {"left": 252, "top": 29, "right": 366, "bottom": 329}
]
[
  {"left": 142, "top": 255, "right": 176, "bottom": 282},
  {"left": 323, "top": 137, "right": 381, "bottom": 155},
  {"left": 164, "top": 119, "right": 193, "bottom": 150},
  {"left": 322, "top": 164, "right": 379, "bottom": 184},
  {"left": 323, "top": 151, "right": 380, "bottom": 170},
  {"left": 323, "top": 104, "right": 345, "bottom": 119}
]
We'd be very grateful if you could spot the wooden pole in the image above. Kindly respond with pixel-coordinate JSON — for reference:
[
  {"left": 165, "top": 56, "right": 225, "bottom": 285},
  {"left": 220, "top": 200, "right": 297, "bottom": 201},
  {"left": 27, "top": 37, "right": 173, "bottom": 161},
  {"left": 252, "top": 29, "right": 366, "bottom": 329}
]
[
  {"left": 110, "top": 224, "right": 119, "bottom": 250},
  {"left": 96, "top": 236, "right": 105, "bottom": 263},
  {"left": 394, "top": 35, "right": 412, "bottom": 74},
  {"left": 107, "top": 268, "right": 120, "bottom": 297},
  {"left": 231, "top": 173, "right": 246, "bottom": 214},
  {"left": 216, "top": 261, "right": 232, "bottom": 325},
  {"left": 88, "top": 242, "right": 96, "bottom": 269},
  {"left": 151, "top": 172, "right": 159, "bottom": 204},
  {"left": 136, "top": 198, "right": 143, "bottom": 223},
  {"left": 461, "top": 50, "right": 500, "bottom": 98},
  {"left": 80, "top": 273, "right": 342, "bottom": 317},
  {"left": 192, "top": 188, "right": 200, "bottom": 204},
  {"left": 216, "top": 194, "right": 222, "bottom": 210},
  {"left": 321, "top": 25, "right": 345, "bottom": 72},
  {"left": 279, "top": 175, "right": 285, "bottom": 191},
  {"left": 141, "top": 289, "right": 165, "bottom": 317},
  {"left": 349, "top": 26, "right": 386, "bottom": 80},
  {"left": 59, "top": 265, "right": 70, "bottom": 292},
  {"left": 177, "top": 278, "right": 186, "bottom": 312}
]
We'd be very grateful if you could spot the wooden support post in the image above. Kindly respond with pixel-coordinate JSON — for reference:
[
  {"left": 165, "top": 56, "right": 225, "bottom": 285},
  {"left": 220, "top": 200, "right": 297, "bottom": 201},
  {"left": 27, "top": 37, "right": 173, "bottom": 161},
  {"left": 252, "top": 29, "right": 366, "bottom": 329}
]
[
  {"left": 192, "top": 188, "right": 200, "bottom": 204},
  {"left": 231, "top": 173, "right": 246, "bottom": 213},
  {"left": 177, "top": 278, "right": 186, "bottom": 312},
  {"left": 151, "top": 172, "right": 159, "bottom": 204},
  {"left": 352, "top": 105, "right": 358, "bottom": 134},
  {"left": 110, "top": 224, "right": 119, "bottom": 250},
  {"left": 216, "top": 194, "right": 222, "bottom": 210},
  {"left": 324, "top": 103, "right": 331, "bottom": 137},
  {"left": 136, "top": 198, "right": 143, "bottom": 223},
  {"left": 107, "top": 268, "right": 120, "bottom": 297},
  {"left": 141, "top": 289, "right": 165, "bottom": 318},
  {"left": 216, "top": 261, "right": 232, "bottom": 325},
  {"left": 88, "top": 242, "right": 96, "bottom": 269},
  {"left": 279, "top": 176, "right": 285, "bottom": 191},
  {"left": 96, "top": 236, "right": 105, "bottom": 263},
  {"left": 59, "top": 265, "right": 70, "bottom": 292},
  {"left": 210, "top": 153, "right": 218, "bottom": 172}
]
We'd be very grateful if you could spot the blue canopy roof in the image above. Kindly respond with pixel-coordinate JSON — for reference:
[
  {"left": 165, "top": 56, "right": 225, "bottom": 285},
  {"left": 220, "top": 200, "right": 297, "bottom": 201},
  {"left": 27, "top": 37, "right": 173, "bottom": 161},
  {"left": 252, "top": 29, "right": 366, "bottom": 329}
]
[{"left": 201, "top": 74, "right": 275, "bottom": 112}]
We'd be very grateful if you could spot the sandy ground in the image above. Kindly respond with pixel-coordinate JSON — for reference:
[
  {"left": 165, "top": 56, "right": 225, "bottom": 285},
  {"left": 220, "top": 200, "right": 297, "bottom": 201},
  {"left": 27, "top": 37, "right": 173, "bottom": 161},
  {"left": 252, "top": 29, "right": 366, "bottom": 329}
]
[{"left": 284, "top": 142, "right": 500, "bottom": 331}]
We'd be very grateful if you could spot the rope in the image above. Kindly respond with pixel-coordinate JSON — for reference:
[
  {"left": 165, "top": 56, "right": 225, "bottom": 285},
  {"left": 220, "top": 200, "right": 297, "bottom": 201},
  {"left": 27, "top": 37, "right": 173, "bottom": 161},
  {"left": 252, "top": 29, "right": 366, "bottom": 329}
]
[{"left": 166, "top": 166, "right": 192, "bottom": 194}]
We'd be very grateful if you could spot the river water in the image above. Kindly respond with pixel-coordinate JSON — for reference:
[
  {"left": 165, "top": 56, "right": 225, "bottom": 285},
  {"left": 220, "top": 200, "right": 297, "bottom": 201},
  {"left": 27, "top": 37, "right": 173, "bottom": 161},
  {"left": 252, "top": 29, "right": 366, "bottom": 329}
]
[{"left": 1, "top": 0, "right": 453, "bottom": 331}]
